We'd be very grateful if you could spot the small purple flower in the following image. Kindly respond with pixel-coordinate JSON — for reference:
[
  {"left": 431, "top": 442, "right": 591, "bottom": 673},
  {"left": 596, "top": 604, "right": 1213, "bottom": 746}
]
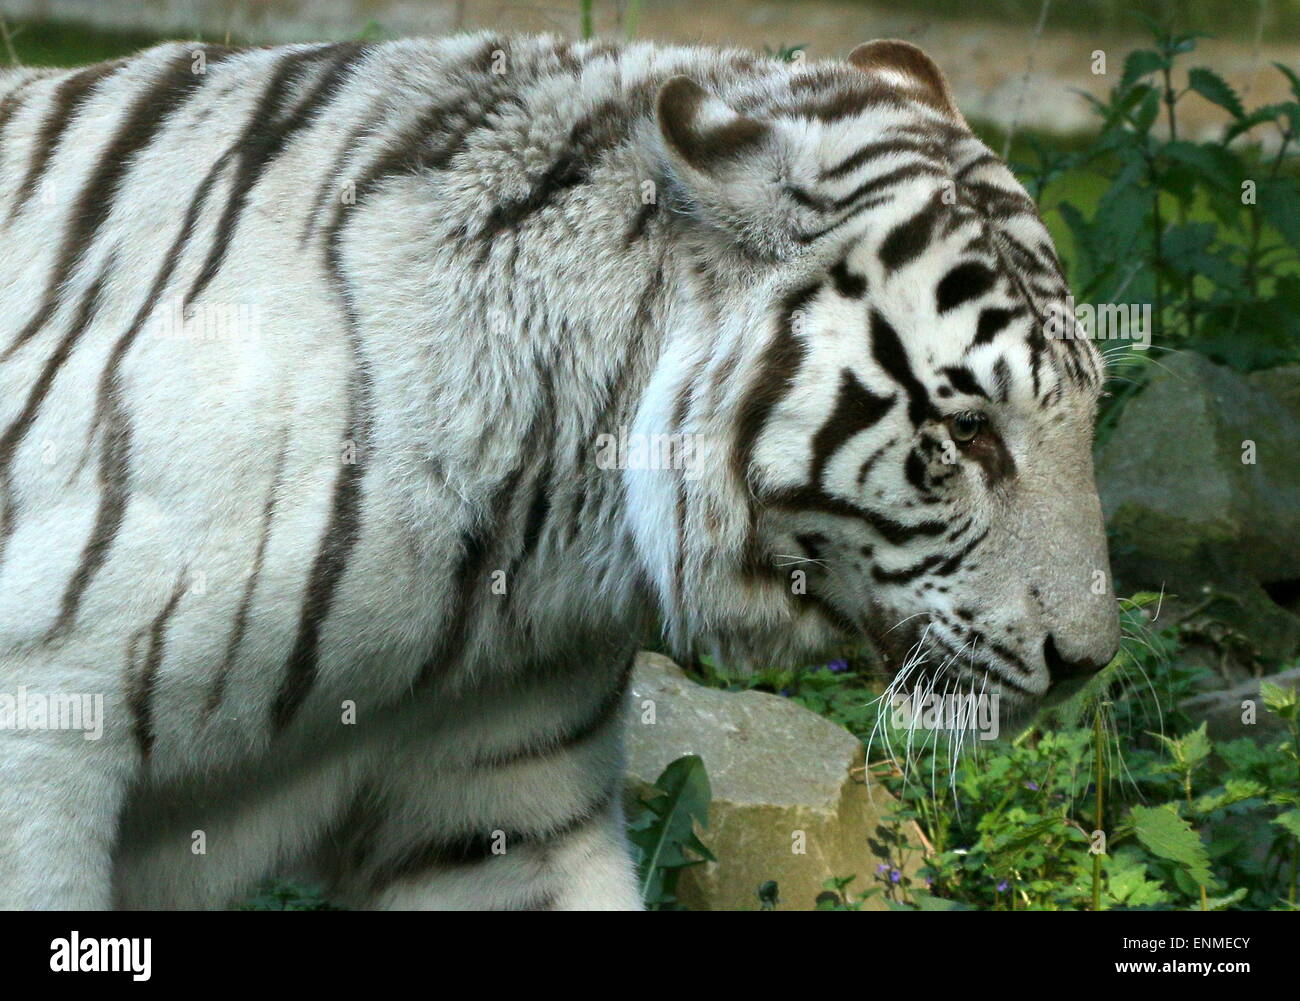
[
  {"left": 996, "top": 880, "right": 1009, "bottom": 893},
  {"left": 828, "top": 658, "right": 849, "bottom": 674},
  {"left": 876, "top": 863, "right": 890, "bottom": 875},
  {"left": 890, "top": 869, "right": 901, "bottom": 884},
  {"left": 1025, "top": 780, "right": 1039, "bottom": 791}
]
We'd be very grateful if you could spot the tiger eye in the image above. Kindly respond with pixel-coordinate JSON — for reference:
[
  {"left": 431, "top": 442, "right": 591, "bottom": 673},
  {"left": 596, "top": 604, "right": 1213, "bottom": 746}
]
[{"left": 947, "top": 413, "right": 984, "bottom": 444}]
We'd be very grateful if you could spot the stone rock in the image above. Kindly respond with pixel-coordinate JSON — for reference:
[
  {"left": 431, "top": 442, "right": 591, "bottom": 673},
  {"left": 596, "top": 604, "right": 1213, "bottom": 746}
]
[
  {"left": 1095, "top": 353, "right": 1300, "bottom": 659},
  {"left": 1178, "top": 666, "right": 1300, "bottom": 743},
  {"left": 623, "top": 652, "right": 917, "bottom": 911}
]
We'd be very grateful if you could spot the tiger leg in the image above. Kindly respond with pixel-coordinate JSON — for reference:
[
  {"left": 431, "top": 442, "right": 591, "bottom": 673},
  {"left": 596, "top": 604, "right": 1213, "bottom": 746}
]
[
  {"left": 0, "top": 651, "right": 134, "bottom": 909},
  {"left": 326, "top": 659, "right": 642, "bottom": 910}
]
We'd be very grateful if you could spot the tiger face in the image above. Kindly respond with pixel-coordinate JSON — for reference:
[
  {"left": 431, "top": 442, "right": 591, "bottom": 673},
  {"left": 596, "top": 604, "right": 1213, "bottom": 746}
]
[
  {"left": 632, "top": 40, "right": 1120, "bottom": 724},
  {"left": 747, "top": 211, "right": 1120, "bottom": 716}
]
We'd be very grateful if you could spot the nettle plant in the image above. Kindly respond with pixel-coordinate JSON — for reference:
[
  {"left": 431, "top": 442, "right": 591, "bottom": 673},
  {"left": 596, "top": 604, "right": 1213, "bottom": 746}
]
[
  {"left": 800, "top": 602, "right": 1300, "bottom": 911},
  {"left": 695, "top": 596, "right": 1299, "bottom": 911},
  {"left": 1015, "top": 18, "right": 1300, "bottom": 436}
]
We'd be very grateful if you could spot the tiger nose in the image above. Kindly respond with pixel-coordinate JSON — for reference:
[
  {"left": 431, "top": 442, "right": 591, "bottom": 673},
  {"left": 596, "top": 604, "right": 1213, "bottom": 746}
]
[{"left": 1042, "top": 634, "right": 1108, "bottom": 681}]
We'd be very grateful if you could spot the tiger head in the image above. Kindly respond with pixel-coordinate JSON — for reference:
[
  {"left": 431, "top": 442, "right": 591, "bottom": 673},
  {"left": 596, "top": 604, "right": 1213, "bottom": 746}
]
[{"left": 627, "top": 40, "right": 1120, "bottom": 726}]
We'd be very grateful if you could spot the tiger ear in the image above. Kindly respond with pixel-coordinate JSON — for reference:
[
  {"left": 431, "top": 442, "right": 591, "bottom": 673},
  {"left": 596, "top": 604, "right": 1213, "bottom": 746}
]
[
  {"left": 847, "top": 40, "right": 966, "bottom": 125},
  {"left": 655, "top": 76, "right": 797, "bottom": 259}
]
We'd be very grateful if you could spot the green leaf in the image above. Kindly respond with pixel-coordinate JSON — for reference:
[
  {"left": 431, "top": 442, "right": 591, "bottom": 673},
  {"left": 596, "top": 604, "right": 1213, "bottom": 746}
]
[
  {"left": 1275, "top": 61, "right": 1300, "bottom": 102},
  {"left": 1262, "top": 680, "right": 1299, "bottom": 721},
  {"left": 891, "top": 891, "right": 972, "bottom": 911},
  {"left": 1130, "top": 87, "right": 1161, "bottom": 134},
  {"left": 1257, "top": 178, "right": 1300, "bottom": 249},
  {"left": 1204, "top": 888, "right": 1249, "bottom": 910},
  {"left": 1223, "top": 102, "right": 1299, "bottom": 142},
  {"left": 1187, "top": 67, "right": 1245, "bottom": 118},
  {"left": 1130, "top": 804, "right": 1213, "bottom": 888},
  {"left": 1121, "top": 50, "right": 1166, "bottom": 91},
  {"left": 627, "top": 754, "right": 715, "bottom": 907},
  {"left": 1151, "top": 722, "right": 1213, "bottom": 773},
  {"left": 1161, "top": 141, "right": 1242, "bottom": 192},
  {"left": 1192, "top": 779, "right": 1267, "bottom": 815},
  {"left": 1274, "top": 809, "right": 1300, "bottom": 840}
]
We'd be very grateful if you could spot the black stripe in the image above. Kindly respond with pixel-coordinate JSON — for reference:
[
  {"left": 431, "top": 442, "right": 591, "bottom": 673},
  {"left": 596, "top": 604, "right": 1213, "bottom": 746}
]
[
  {"left": 878, "top": 189, "right": 944, "bottom": 272},
  {"left": 0, "top": 259, "right": 113, "bottom": 565},
  {"left": 413, "top": 467, "right": 524, "bottom": 687},
  {"left": 50, "top": 363, "right": 133, "bottom": 641},
  {"left": 368, "top": 787, "right": 615, "bottom": 892},
  {"left": 762, "top": 483, "right": 948, "bottom": 546},
  {"left": 990, "top": 358, "right": 1012, "bottom": 405},
  {"left": 475, "top": 91, "right": 649, "bottom": 255},
  {"left": 205, "top": 433, "right": 289, "bottom": 716},
  {"left": 820, "top": 137, "right": 941, "bottom": 181},
  {"left": 338, "top": 82, "right": 523, "bottom": 230},
  {"left": 872, "top": 551, "right": 946, "bottom": 585},
  {"left": 972, "top": 306, "right": 1019, "bottom": 347},
  {"left": 517, "top": 464, "right": 552, "bottom": 565},
  {"left": 795, "top": 161, "right": 945, "bottom": 216},
  {"left": 938, "top": 364, "right": 990, "bottom": 400},
  {"left": 936, "top": 527, "right": 989, "bottom": 575},
  {"left": 856, "top": 437, "right": 894, "bottom": 487},
  {"left": 0, "top": 73, "right": 38, "bottom": 145},
  {"left": 955, "top": 151, "right": 1002, "bottom": 179},
  {"left": 808, "top": 368, "right": 895, "bottom": 485},
  {"left": 625, "top": 200, "right": 657, "bottom": 244},
  {"left": 269, "top": 440, "right": 367, "bottom": 733},
  {"left": 270, "top": 192, "right": 374, "bottom": 733},
  {"left": 1, "top": 48, "right": 230, "bottom": 364},
  {"left": 936, "top": 261, "right": 997, "bottom": 314},
  {"left": 870, "top": 310, "right": 934, "bottom": 426},
  {"left": 794, "top": 193, "right": 895, "bottom": 245},
  {"left": 269, "top": 48, "right": 396, "bottom": 734},
  {"left": 298, "top": 117, "right": 371, "bottom": 248},
  {"left": 732, "top": 283, "right": 820, "bottom": 488},
  {"left": 794, "top": 532, "right": 827, "bottom": 560},
  {"left": 903, "top": 447, "right": 929, "bottom": 493},
  {"left": 184, "top": 43, "right": 366, "bottom": 310},
  {"left": 473, "top": 653, "right": 635, "bottom": 769},
  {"left": 734, "top": 283, "right": 821, "bottom": 576},
  {"left": 56, "top": 143, "right": 239, "bottom": 636},
  {"left": 127, "top": 574, "right": 187, "bottom": 760},
  {"left": 7, "top": 60, "right": 125, "bottom": 221},
  {"left": 828, "top": 257, "right": 867, "bottom": 299}
]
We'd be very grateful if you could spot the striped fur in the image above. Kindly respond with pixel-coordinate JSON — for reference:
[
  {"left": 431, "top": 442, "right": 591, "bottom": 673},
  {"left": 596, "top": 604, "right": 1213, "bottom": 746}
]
[{"left": 0, "top": 34, "right": 1118, "bottom": 910}]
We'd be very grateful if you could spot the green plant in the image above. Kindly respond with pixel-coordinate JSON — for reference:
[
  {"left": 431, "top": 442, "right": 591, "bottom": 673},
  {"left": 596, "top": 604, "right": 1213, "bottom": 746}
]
[
  {"left": 625, "top": 754, "right": 716, "bottom": 910},
  {"left": 1011, "top": 18, "right": 1300, "bottom": 441},
  {"left": 237, "top": 880, "right": 338, "bottom": 910}
]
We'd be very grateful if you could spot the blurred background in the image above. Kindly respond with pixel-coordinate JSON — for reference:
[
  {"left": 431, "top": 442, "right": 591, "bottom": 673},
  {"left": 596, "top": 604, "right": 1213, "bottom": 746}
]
[{"left": 3, "top": 0, "right": 1298, "bottom": 139}]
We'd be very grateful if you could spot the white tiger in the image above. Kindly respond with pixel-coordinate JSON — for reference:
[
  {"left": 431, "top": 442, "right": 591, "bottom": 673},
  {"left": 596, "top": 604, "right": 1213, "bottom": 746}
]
[{"left": 0, "top": 32, "right": 1119, "bottom": 910}]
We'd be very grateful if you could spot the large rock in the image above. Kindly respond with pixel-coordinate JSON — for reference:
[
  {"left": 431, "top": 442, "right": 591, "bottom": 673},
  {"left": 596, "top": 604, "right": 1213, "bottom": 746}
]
[
  {"left": 623, "top": 653, "right": 917, "bottom": 911},
  {"left": 1095, "top": 354, "right": 1300, "bottom": 660}
]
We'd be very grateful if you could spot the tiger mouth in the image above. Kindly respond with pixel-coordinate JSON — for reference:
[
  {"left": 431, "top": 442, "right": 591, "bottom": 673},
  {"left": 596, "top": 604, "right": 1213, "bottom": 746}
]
[{"left": 865, "top": 618, "right": 1041, "bottom": 701}]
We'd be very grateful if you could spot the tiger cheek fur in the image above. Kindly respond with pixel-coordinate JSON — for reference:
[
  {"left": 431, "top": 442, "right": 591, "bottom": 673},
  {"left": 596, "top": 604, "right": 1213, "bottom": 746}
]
[{"left": 0, "top": 33, "right": 1116, "bottom": 910}]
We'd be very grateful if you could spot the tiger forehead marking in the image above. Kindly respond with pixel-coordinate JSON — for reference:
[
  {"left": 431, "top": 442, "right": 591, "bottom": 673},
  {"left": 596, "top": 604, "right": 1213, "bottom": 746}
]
[{"left": 0, "top": 33, "right": 1118, "bottom": 909}]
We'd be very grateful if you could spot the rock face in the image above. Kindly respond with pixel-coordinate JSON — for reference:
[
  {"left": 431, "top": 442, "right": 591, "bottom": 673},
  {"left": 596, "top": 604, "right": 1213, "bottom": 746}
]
[
  {"left": 1095, "top": 353, "right": 1300, "bottom": 659},
  {"left": 1179, "top": 666, "right": 1300, "bottom": 743},
  {"left": 623, "top": 653, "right": 915, "bottom": 911}
]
